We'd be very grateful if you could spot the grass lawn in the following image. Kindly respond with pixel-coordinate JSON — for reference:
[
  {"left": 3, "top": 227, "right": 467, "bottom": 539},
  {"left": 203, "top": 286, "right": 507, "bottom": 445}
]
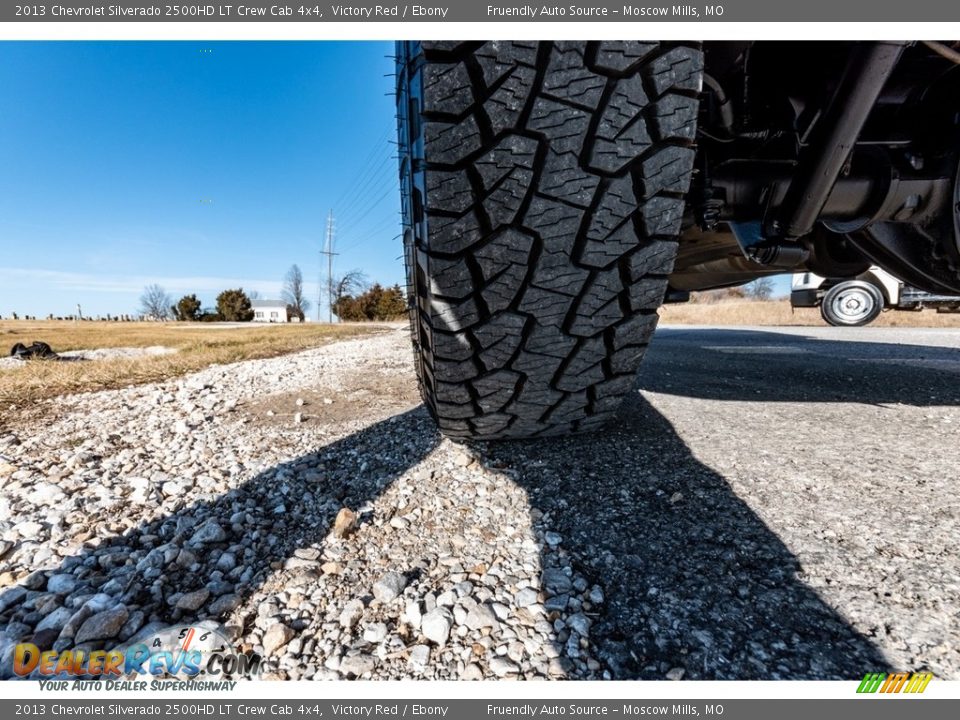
[{"left": 0, "top": 320, "right": 387, "bottom": 407}]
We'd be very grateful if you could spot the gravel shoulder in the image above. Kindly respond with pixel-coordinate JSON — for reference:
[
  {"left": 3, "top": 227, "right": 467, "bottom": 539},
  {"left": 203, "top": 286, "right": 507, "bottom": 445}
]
[
  {"left": 0, "top": 325, "right": 957, "bottom": 680},
  {"left": 0, "top": 320, "right": 380, "bottom": 409}
]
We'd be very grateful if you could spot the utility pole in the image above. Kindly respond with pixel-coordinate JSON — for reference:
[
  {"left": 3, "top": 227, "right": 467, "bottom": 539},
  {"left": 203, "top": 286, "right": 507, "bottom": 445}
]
[
  {"left": 317, "top": 249, "right": 323, "bottom": 323},
  {"left": 319, "top": 209, "right": 339, "bottom": 323}
]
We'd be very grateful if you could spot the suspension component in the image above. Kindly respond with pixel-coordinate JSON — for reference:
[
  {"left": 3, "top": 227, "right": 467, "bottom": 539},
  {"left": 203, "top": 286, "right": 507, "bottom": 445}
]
[{"left": 775, "top": 41, "right": 908, "bottom": 240}]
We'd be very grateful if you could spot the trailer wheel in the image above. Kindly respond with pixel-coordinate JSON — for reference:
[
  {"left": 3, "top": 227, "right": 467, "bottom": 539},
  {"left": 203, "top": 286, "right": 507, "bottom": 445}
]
[{"left": 820, "top": 280, "right": 884, "bottom": 326}]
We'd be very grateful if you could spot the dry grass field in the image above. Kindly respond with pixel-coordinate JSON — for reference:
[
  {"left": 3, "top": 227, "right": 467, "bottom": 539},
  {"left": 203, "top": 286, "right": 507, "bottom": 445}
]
[
  {"left": 0, "top": 320, "right": 384, "bottom": 407},
  {"left": 660, "top": 299, "right": 960, "bottom": 328},
  {"left": 3, "top": 302, "right": 959, "bottom": 410}
]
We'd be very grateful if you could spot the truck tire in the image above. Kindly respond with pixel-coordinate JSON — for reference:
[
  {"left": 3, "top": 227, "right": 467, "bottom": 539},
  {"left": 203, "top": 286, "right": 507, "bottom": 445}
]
[
  {"left": 397, "top": 41, "right": 702, "bottom": 439},
  {"left": 820, "top": 280, "right": 885, "bottom": 326}
]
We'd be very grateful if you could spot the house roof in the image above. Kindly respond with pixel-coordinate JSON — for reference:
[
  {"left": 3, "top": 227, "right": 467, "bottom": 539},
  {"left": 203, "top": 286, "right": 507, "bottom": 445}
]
[{"left": 251, "top": 300, "right": 287, "bottom": 309}]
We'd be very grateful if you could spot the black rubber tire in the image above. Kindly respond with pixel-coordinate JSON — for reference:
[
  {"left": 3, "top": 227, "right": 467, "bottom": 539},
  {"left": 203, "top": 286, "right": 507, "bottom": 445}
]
[
  {"left": 820, "top": 280, "right": 885, "bottom": 326},
  {"left": 396, "top": 41, "right": 702, "bottom": 439}
]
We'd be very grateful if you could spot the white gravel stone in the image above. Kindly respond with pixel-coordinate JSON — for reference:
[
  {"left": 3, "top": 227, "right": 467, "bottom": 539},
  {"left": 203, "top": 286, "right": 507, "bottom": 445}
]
[
  {"left": 175, "top": 590, "right": 209, "bottom": 611},
  {"left": 263, "top": 624, "right": 295, "bottom": 655},
  {"left": 339, "top": 599, "right": 364, "bottom": 629},
  {"left": 14, "top": 521, "right": 43, "bottom": 539},
  {"left": 402, "top": 601, "right": 422, "bottom": 629},
  {"left": 190, "top": 520, "right": 227, "bottom": 545},
  {"left": 362, "top": 623, "right": 388, "bottom": 643},
  {"left": 46, "top": 574, "right": 78, "bottom": 595},
  {"left": 74, "top": 606, "right": 128, "bottom": 644},
  {"left": 567, "top": 613, "right": 591, "bottom": 637},
  {"left": 372, "top": 572, "right": 407, "bottom": 603},
  {"left": 408, "top": 644, "right": 430, "bottom": 671},
  {"left": 541, "top": 569, "right": 572, "bottom": 595},
  {"left": 421, "top": 608, "right": 453, "bottom": 646},
  {"left": 489, "top": 657, "right": 519, "bottom": 677},
  {"left": 36, "top": 607, "right": 72, "bottom": 633},
  {"left": 208, "top": 594, "right": 240, "bottom": 615},
  {"left": 461, "top": 663, "right": 483, "bottom": 680},
  {"left": 464, "top": 604, "right": 499, "bottom": 631},
  {"left": 514, "top": 588, "right": 539, "bottom": 608},
  {"left": 339, "top": 653, "right": 375, "bottom": 678},
  {"left": 544, "top": 531, "right": 563, "bottom": 547}
]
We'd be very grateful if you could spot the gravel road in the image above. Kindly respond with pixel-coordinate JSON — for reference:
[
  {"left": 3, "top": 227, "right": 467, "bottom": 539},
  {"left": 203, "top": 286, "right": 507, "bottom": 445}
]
[{"left": 1, "top": 324, "right": 958, "bottom": 681}]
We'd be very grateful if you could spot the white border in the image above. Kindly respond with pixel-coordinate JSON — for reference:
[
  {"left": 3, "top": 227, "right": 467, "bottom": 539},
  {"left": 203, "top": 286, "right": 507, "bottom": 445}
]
[
  {"left": 1, "top": 16, "right": 958, "bottom": 703},
  {"left": 5, "top": 678, "right": 959, "bottom": 699},
  {"left": 2, "top": 21, "right": 960, "bottom": 41}
]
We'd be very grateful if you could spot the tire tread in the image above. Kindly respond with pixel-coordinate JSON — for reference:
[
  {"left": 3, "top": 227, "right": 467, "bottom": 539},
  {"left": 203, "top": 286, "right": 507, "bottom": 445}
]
[{"left": 398, "top": 41, "right": 702, "bottom": 438}]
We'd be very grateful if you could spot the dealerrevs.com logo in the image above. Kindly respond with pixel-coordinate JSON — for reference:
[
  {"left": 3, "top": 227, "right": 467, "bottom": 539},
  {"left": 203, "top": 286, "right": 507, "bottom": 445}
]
[
  {"left": 857, "top": 672, "right": 933, "bottom": 694},
  {"left": 13, "top": 622, "right": 263, "bottom": 685}
]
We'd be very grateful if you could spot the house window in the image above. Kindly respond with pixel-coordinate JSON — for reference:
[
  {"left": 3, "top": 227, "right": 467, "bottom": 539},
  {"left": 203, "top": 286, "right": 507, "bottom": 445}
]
[
  {"left": 270, "top": 311, "right": 278, "bottom": 319},
  {"left": 255, "top": 311, "right": 263, "bottom": 319}
]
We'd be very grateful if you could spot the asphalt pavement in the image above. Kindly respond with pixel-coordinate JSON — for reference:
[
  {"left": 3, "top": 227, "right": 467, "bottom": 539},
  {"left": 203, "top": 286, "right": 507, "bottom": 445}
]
[
  {"left": 643, "top": 324, "right": 955, "bottom": 676},
  {"left": 486, "top": 324, "right": 960, "bottom": 678}
]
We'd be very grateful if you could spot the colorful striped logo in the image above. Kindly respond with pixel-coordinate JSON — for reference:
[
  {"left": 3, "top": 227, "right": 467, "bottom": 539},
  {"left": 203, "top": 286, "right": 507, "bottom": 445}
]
[{"left": 857, "top": 672, "right": 933, "bottom": 694}]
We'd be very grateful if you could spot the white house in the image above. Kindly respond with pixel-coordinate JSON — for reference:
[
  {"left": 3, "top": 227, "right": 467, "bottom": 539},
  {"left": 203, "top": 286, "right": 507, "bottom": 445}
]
[{"left": 251, "top": 300, "right": 289, "bottom": 323}]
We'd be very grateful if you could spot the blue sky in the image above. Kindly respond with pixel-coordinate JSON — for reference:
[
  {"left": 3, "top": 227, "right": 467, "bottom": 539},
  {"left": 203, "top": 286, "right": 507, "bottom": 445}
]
[
  {"left": 0, "top": 41, "right": 401, "bottom": 318},
  {"left": 0, "top": 42, "right": 791, "bottom": 319}
]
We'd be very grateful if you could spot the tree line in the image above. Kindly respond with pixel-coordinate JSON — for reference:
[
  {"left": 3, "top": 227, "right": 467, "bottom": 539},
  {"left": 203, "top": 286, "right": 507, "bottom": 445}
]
[
  {"left": 139, "top": 265, "right": 407, "bottom": 322},
  {"left": 329, "top": 269, "right": 407, "bottom": 321}
]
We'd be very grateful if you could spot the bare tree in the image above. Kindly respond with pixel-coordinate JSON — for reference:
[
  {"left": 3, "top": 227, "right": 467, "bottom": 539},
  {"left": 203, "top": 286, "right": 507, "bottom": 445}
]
[
  {"left": 331, "top": 269, "right": 368, "bottom": 315},
  {"left": 281, "top": 264, "right": 311, "bottom": 321},
  {"left": 744, "top": 277, "right": 775, "bottom": 301},
  {"left": 140, "top": 284, "right": 172, "bottom": 320}
]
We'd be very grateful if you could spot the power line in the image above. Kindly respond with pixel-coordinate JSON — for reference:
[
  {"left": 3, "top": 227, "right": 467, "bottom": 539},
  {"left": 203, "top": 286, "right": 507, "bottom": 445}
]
[
  {"left": 337, "top": 155, "right": 393, "bottom": 220},
  {"left": 339, "top": 216, "right": 402, "bottom": 254},
  {"left": 330, "top": 125, "right": 394, "bottom": 210},
  {"left": 331, "top": 126, "right": 391, "bottom": 202},
  {"left": 336, "top": 156, "right": 396, "bottom": 224},
  {"left": 336, "top": 206, "right": 400, "bottom": 255},
  {"left": 337, "top": 185, "right": 399, "bottom": 235}
]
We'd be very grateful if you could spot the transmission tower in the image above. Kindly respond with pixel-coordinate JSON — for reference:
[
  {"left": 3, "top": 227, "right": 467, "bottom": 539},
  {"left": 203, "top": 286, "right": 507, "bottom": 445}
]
[{"left": 320, "top": 210, "right": 339, "bottom": 323}]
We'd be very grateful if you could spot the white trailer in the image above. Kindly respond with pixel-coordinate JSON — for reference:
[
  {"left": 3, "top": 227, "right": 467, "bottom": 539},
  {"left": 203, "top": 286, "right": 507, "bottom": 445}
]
[{"left": 791, "top": 267, "right": 960, "bottom": 326}]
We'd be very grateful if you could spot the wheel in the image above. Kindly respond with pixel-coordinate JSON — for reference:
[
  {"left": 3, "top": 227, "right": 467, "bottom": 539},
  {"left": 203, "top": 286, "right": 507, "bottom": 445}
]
[
  {"left": 820, "top": 280, "right": 885, "bottom": 326},
  {"left": 397, "top": 41, "right": 703, "bottom": 439}
]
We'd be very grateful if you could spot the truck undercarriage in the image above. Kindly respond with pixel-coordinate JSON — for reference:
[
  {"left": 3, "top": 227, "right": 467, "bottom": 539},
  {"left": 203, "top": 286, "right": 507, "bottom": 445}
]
[{"left": 673, "top": 41, "right": 960, "bottom": 296}]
